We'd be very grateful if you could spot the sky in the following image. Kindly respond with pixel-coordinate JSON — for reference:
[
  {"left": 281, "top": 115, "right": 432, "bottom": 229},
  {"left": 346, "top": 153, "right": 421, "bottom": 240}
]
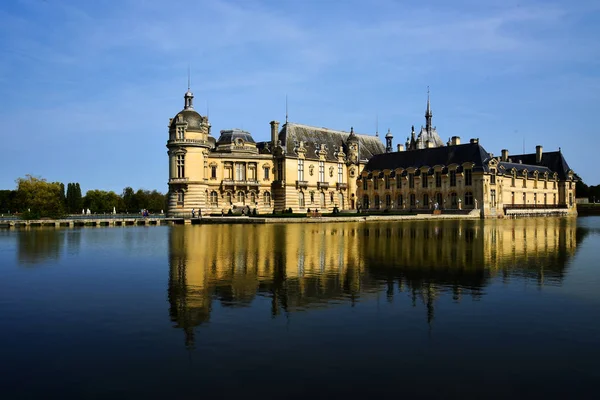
[{"left": 1, "top": 0, "right": 599, "bottom": 194}]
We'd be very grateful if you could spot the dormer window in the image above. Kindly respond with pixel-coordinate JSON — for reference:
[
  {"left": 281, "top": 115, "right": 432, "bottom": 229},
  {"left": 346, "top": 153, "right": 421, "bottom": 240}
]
[{"left": 177, "top": 127, "right": 184, "bottom": 140}]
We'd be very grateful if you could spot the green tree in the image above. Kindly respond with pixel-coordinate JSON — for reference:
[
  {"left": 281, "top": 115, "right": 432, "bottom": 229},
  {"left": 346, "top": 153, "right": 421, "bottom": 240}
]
[
  {"left": 122, "top": 187, "right": 137, "bottom": 212},
  {"left": 15, "top": 175, "right": 65, "bottom": 219},
  {"left": 0, "top": 190, "right": 17, "bottom": 214},
  {"left": 83, "top": 190, "right": 124, "bottom": 214}
]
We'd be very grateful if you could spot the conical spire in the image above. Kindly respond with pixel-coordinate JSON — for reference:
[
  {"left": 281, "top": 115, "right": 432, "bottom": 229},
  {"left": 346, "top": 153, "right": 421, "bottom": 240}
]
[
  {"left": 184, "top": 68, "right": 194, "bottom": 110},
  {"left": 425, "top": 86, "right": 432, "bottom": 133}
]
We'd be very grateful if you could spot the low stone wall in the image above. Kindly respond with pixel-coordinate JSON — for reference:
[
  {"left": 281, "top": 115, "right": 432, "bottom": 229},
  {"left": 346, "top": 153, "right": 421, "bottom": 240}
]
[{"left": 504, "top": 208, "right": 571, "bottom": 217}]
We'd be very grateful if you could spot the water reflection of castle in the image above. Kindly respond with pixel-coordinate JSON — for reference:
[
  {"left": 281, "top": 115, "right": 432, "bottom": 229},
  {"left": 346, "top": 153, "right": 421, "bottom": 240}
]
[{"left": 168, "top": 218, "right": 582, "bottom": 347}]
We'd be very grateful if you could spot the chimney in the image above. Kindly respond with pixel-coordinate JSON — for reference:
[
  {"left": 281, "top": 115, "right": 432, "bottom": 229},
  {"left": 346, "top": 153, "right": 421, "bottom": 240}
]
[
  {"left": 397, "top": 144, "right": 404, "bottom": 152},
  {"left": 501, "top": 149, "right": 509, "bottom": 162},
  {"left": 270, "top": 120, "right": 280, "bottom": 145},
  {"left": 451, "top": 136, "right": 461, "bottom": 146},
  {"left": 470, "top": 138, "right": 479, "bottom": 144},
  {"left": 426, "top": 140, "right": 433, "bottom": 148},
  {"left": 536, "top": 145, "right": 543, "bottom": 163}
]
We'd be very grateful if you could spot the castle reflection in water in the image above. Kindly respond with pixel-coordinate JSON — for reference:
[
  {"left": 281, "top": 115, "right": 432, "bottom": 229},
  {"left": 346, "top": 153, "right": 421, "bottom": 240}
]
[{"left": 168, "top": 218, "right": 583, "bottom": 347}]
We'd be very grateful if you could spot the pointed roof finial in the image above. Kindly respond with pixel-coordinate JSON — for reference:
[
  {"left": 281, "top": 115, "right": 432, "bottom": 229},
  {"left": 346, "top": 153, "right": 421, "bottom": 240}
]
[
  {"left": 426, "top": 86, "right": 432, "bottom": 117},
  {"left": 285, "top": 95, "right": 288, "bottom": 125},
  {"left": 376, "top": 114, "right": 379, "bottom": 137},
  {"left": 184, "top": 65, "right": 194, "bottom": 110},
  {"left": 187, "top": 64, "right": 191, "bottom": 91}
]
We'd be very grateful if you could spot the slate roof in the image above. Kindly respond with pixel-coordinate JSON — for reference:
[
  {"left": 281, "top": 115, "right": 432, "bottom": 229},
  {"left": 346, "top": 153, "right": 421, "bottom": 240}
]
[
  {"left": 363, "top": 142, "right": 492, "bottom": 173},
  {"left": 216, "top": 129, "right": 256, "bottom": 145},
  {"left": 497, "top": 162, "right": 553, "bottom": 178},
  {"left": 504, "top": 151, "right": 573, "bottom": 179},
  {"left": 170, "top": 109, "right": 206, "bottom": 131},
  {"left": 416, "top": 127, "right": 444, "bottom": 148},
  {"left": 278, "top": 122, "right": 385, "bottom": 161}
]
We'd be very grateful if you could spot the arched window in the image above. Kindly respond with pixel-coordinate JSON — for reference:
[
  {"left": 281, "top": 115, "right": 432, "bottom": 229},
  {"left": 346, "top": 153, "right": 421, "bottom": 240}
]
[
  {"left": 225, "top": 192, "right": 232, "bottom": 204},
  {"left": 177, "top": 190, "right": 184, "bottom": 206},
  {"left": 338, "top": 193, "right": 344, "bottom": 209},
  {"left": 320, "top": 192, "right": 326, "bottom": 207},
  {"left": 362, "top": 195, "right": 369, "bottom": 209},
  {"left": 210, "top": 191, "right": 218, "bottom": 206},
  {"left": 263, "top": 191, "right": 271, "bottom": 206},
  {"left": 465, "top": 191, "right": 473, "bottom": 206},
  {"left": 237, "top": 191, "right": 245, "bottom": 204},
  {"left": 250, "top": 191, "right": 256, "bottom": 204},
  {"left": 374, "top": 194, "right": 380, "bottom": 209},
  {"left": 299, "top": 191, "right": 305, "bottom": 208}
]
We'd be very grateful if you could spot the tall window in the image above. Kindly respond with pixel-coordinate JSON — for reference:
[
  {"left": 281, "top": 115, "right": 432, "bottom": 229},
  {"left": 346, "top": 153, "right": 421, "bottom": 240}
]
[
  {"left": 176, "top": 154, "right": 185, "bottom": 178},
  {"left": 422, "top": 174, "right": 428, "bottom": 188},
  {"left": 396, "top": 174, "right": 402, "bottom": 188},
  {"left": 490, "top": 189, "right": 496, "bottom": 208},
  {"left": 465, "top": 169, "right": 472, "bottom": 186},
  {"left": 236, "top": 163, "right": 245, "bottom": 181},
  {"left": 534, "top": 193, "right": 537, "bottom": 204},
  {"left": 210, "top": 191, "right": 218, "bottom": 206},
  {"left": 263, "top": 166, "right": 270, "bottom": 180},
  {"left": 319, "top": 161, "right": 325, "bottom": 182},
  {"left": 310, "top": 192, "right": 315, "bottom": 204},
  {"left": 436, "top": 193, "right": 442, "bottom": 207},
  {"left": 451, "top": 192, "right": 458, "bottom": 207},
  {"left": 277, "top": 159, "right": 284, "bottom": 181},
  {"left": 385, "top": 194, "right": 391, "bottom": 208},
  {"left": 435, "top": 171, "right": 441, "bottom": 188},
  {"left": 374, "top": 178, "right": 379, "bottom": 190},
  {"left": 397, "top": 194, "right": 403, "bottom": 207},
  {"left": 264, "top": 191, "right": 271, "bottom": 205},
  {"left": 298, "top": 159, "right": 304, "bottom": 181},
  {"left": 176, "top": 127, "right": 184, "bottom": 140},
  {"left": 408, "top": 173, "right": 414, "bottom": 189},
  {"left": 544, "top": 193, "right": 547, "bottom": 205},
  {"left": 250, "top": 192, "right": 256, "bottom": 204},
  {"left": 363, "top": 195, "right": 369, "bottom": 209},
  {"left": 385, "top": 175, "right": 390, "bottom": 189},
  {"left": 553, "top": 193, "right": 556, "bottom": 205},
  {"left": 226, "top": 192, "right": 232, "bottom": 204},
  {"left": 523, "top": 193, "right": 526, "bottom": 204},
  {"left": 569, "top": 192, "right": 573, "bottom": 207},
  {"left": 465, "top": 191, "right": 473, "bottom": 206},
  {"left": 423, "top": 193, "right": 429, "bottom": 208},
  {"left": 299, "top": 191, "right": 305, "bottom": 207},
  {"left": 523, "top": 175, "right": 527, "bottom": 188},
  {"left": 490, "top": 169, "right": 496, "bottom": 185},
  {"left": 511, "top": 172, "right": 516, "bottom": 187},
  {"left": 362, "top": 179, "right": 368, "bottom": 191},
  {"left": 511, "top": 192, "right": 515, "bottom": 205},
  {"left": 177, "top": 190, "right": 184, "bottom": 205},
  {"left": 374, "top": 194, "right": 380, "bottom": 209},
  {"left": 409, "top": 194, "right": 416, "bottom": 207},
  {"left": 248, "top": 165, "right": 256, "bottom": 180},
  {"left": 450, "top": 170, "right": 456, "bottom": 187},
  {"left": 211, "top": 165, "right": 217, "bottom": 179},
  {"left": 338, "top": 163, "right": 343, "bottom": 183}
]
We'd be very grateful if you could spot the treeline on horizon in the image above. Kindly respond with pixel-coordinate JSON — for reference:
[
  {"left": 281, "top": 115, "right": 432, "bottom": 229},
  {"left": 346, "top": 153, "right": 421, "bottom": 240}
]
[
  {"left": 576, "top": 180, "right": 600, "bottom": 203},
  {"left": 0, "top": 175, "right": 167, "bottom": 219}
]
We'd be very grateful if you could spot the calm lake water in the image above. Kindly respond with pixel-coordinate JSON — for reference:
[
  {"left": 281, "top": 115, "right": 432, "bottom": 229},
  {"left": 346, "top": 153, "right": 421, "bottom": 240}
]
[{"left": 1, "top": 217, "right": 600, "bottom": 399}]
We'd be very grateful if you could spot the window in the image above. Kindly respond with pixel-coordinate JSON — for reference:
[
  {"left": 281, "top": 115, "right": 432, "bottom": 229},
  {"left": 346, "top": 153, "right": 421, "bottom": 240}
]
[
  {"left": 451, "top": 192, "right": 458, "bottom": 207},
  {"left": 374, "top": 194, "right": 380, "bottom": 209},
  {"left": 310, "top": 192, "right": 314, "bottom": 204},
  {"left": 396, "top": 173, "right": 402, "bottom": 188},
  {"left": 299, "top": 191, "right": 305, "bottom": 208},
  {"left": 544, "top": 193, "right": 547, "bottom": 205},
  {"left": 236, "top": 163, "right": 245, "bottom": 181},
  {"left": 511, "top": 192, "right": 515, "bottom": 205},
  {"left": 397, "top": 194, "right": 403, "bottom": 208},
  {"left": 224, "top": 165, "right": 233, "bottom": 179},
  {"left": 490, "top": 169, "right": 496, "bottom": 185},
  {"left": 374, "top": 178, "right": 379, "bottom": 190},
  {"left": 210, "top": 191, "right": 218, "bottom": 206},
  {"left": 176, "top": 154, "right": 185, "bottom": 178},
  {"left": 512, "top": 172, "right": 516, "bottom": 187},
  {"left": 237, "top": 192, "right": 246, "bottom": 204},
  {"left": 264, "top": 166, "right": 270, "bottom": 180},
  {"left": 298, "top": 159, "right": 304, "bottom": 181},
  {"left": 490, "top": 189, "right": 496, "bottom": 208},
  {"left": 250, "top": 192, "right": 256, "bottom": 204},
  {"left": 409, "top": 173, "right": 414, "bottom": 189},
  {"left": 385, "top": 194, "right": 391, "bottom": 208},
  {"left": 436, "top": 193, "right": 442, "bottom": 207},
  {"left": 338, "top": 163, "right": 343, "bottom": 184},
  {"left": 320, "top": 192, "right": 326, "bottom": 207},
  {"left": 277, "top": 159, "right": 284, "bottom": 181},
  {"left": 211, "top": 165, "right": 217, "bottom": 179},
  {"left": 553, "top": 193, "right": 556, "bottom": 205},
  {"left": 534, "top": 174, "right": 538, "bottom": 189},
  {"left": 248, "top": 165, "right": 256, "bottom": 180},
  {"left": 363, "top": 195, "right": 369, "bottom": 209},
  {"left": 423, "top": 193, "right": 429, "bottom": 208},
  {"left": 569, "top": 192, "right": 573, "bottom": 207},
  {"left": 263, "top": 191, "right": 271, "bottom": 205},
  {"left": 523, "top": 175, "right": 527, "bottom": 188},
  {"left": 465, "top": 169, "right": 472, "bottom": 186},
  {"left": 362, "top": 179, "right": 368, "bottom": 191},
  {"left": 534, "top": 193, "right": 537, "bottom": 204},
  {"left": 176, "top": 127, "right": 184, "bottom": 140},
  {"left": 450, "top": 170, "right": 456, "bottom": 187},
  {"left": 330, "top": 192, "right": 334, "bottom": 203},
  {"left": 435, "top": 171, "right": 442, "bottom": 188},
  {"left": 422, "top": 173, "right": 428, "bottom": 188},
  {"left": 553, "top": 179, "right": 557, "bottom": 190},
  {"left": 409, "top": 194, "right": 416, "bottom": 207},
  {"left": 319, "top": 161, "right": 325, "bottom": 182},
  {"left": 465, "top": 191, "right": 473, "bottom": 206},
  {"left": 523, "top": 192, "right": 526, "bottom": 204},
  {"left": 177, "top": 190, "right": 184, "bottom": 205},
  {"left": 226, "top": 192, "right": 232, "bottom": 204},
  {"left": 385, "top": 175, "right": 390, "bottom": 189},
  {"left": 544, "top": 178, "right": 547, "bottom": 189}
]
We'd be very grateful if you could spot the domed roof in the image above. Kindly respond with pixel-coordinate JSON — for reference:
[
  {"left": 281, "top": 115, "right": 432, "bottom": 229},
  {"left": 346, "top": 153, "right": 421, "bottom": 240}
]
[
  {"left": 170, "top": 109, "right": 206, "bottom": 131},
  {"left": 216, "top": 129, "right": 256, "bottom": 145}
]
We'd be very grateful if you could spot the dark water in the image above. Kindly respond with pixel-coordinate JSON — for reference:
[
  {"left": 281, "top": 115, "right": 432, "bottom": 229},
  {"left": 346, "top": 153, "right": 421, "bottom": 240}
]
[{"left": 1, "top": 217, "right": 600, "bottom": 399}]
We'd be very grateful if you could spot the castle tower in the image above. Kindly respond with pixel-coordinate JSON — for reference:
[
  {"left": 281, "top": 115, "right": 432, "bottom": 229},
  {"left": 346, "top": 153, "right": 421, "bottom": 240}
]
[{"left": 385, "top": 128, "right": 393, "bottom": 153}]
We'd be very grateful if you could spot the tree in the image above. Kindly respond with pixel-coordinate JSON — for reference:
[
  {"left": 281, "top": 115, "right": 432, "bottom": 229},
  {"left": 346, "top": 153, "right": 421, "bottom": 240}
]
[
  {"left": 15, "top": 175, "right": 65, "bottom": 218},
  {"left": 0, "top": 190, "right": 17, "bottom": 213},
  {"left": 83, "top": 190, "right": 124, "bottom": 214},
  {"left": 122, "top": 187, "right": 137, "bottom": 212}
]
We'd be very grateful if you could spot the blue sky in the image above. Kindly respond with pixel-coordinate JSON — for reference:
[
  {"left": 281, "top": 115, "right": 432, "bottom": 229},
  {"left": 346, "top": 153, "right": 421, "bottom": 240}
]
[{"left": 1, "top": 0, "right": 599, "bottom": 194}]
